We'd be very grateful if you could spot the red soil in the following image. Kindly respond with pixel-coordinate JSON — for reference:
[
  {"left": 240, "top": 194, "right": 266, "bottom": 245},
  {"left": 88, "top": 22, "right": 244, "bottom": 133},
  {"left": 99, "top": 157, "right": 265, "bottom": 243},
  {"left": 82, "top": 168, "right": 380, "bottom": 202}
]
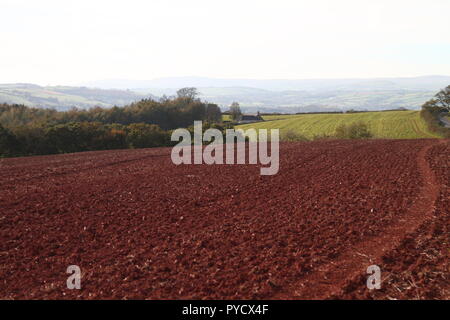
[
  {"left": 337, "top": 140, "right": 449, "bottom": 299},
  {"left": 0, "top": 139, "right": 448, "bottom": 299}
]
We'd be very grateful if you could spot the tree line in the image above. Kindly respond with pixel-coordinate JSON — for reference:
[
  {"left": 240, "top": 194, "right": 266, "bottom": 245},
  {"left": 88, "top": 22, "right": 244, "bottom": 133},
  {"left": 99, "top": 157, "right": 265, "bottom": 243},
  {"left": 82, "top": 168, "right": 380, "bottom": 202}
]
[
  {"left": 0, "top": 88, "right": 221, "bottom": 129},
  {"left": 0, "top": 88, "right": 226, "bottom": 157},
  {"left": 0, "top": 122, "right": 169, "bottom": 156}
]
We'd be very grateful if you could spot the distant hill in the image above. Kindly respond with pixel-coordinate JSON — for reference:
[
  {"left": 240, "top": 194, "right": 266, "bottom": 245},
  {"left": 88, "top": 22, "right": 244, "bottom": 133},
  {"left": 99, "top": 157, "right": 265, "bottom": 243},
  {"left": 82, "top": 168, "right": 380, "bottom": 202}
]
[
  {"left": 2, "top": 75, "right": 448, "bottom": 112},
  {"left": 84, "top": 75, "right": 450, "bottom": 112},
  {"left": 134, "top": 86, "right": 435, "bottom": 112},
  {"left": 0, "top": 84, "right": 155, "bottom": 111},
  {"left": 83, "top": 75, "right": 450, "bottom": 91}
]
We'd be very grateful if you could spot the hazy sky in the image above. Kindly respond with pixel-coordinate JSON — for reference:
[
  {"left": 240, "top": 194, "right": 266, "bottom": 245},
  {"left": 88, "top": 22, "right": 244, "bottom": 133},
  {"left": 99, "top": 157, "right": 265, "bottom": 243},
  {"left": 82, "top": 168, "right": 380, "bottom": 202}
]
[{"left": 1, "top": 0, "right": 450, "bottom": 85}]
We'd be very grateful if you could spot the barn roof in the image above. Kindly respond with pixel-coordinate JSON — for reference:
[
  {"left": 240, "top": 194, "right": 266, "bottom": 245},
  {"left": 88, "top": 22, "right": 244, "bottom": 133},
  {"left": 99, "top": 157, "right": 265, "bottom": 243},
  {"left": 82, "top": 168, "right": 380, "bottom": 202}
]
[{"left": 241, "top": 114, "right": 263, "bottom": 121}]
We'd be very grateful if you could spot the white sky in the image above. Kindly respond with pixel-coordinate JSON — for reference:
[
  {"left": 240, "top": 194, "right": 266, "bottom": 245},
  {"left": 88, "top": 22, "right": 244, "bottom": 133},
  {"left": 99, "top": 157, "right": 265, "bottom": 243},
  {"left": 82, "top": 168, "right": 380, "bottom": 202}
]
[{"left": 1, "top": 0, "right": 449, "bottom": 85}]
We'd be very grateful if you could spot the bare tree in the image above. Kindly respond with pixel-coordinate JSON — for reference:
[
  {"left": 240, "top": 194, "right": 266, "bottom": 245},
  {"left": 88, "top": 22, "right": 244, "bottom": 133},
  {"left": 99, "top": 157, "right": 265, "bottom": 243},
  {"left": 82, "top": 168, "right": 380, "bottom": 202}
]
[
  {"left": 434, "top": 85, "right": 450, "bottom": 111},
  {"left": 176, "top": 87, "right": 199, "bottom": 100},
  {"left": 229, "top": 102, "right": 242, "bottom": 121}
]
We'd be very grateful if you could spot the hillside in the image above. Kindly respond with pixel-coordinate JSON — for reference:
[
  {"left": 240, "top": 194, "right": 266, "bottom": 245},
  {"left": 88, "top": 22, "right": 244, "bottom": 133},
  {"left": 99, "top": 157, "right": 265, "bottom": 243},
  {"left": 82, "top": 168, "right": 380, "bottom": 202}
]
[
  {"left": 0, "top": 84, "right": 154, "bottom": 110},
  {"left": 237, "top": 110, "right": 440, "bottom": 139},
  {"left": 139, "top": 87, "right": 434, "bottom": 113},
  {"left": 89, "top": 75, "right": 450, "bottom": 112},
  {"left": 85, "top": 75, "right": 450, "bottom": 91},
  {"left": 2, "top": 76, "right": 448, "bottom": 112}
]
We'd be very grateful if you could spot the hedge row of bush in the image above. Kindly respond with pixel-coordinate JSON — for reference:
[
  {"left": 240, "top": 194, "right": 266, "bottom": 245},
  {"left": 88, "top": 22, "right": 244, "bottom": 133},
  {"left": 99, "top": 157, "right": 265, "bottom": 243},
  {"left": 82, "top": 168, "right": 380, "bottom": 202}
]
[{"left": 0, "top": 122, "right": 171, "bottom": 157}]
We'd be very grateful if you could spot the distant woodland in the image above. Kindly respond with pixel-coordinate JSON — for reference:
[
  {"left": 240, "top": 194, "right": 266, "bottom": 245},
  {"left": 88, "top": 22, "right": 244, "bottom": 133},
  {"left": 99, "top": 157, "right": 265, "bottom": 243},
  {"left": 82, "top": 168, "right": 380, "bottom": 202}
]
[{"left": 0, "top": 88, "right": 223, "bottom": 157}]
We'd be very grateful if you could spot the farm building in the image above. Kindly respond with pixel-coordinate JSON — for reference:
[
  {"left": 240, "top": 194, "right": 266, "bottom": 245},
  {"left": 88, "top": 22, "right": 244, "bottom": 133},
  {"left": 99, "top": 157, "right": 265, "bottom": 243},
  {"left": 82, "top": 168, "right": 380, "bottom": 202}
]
[{"left": 238, "top": 113, "right": 264, "bottom": 124}]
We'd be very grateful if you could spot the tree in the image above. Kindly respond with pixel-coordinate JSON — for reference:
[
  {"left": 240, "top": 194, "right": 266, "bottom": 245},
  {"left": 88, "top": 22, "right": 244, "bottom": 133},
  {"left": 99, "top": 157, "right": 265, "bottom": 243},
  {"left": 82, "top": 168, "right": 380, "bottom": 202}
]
[
  {"left": 434, "top": 85, "right": 450, "bottom": 111},
  {"left": 205, "top": 104, "right": 222, "bottom": 123},
  {"left": 45, "top": 122, "right": 86, "bottom": 153},
  {"left": 0, "top": 124, "right": 18, "bottom": 156},
  {"left": 13, "top": 124, "right": 54, "bottom": 155},
  {"left": 424, "top": 85, "right": 450, "bottom": 112},
  {"left": 229, "top": 102, "right": 242, "bottom": 121},
  {"left": 176, "top": 87, "right": 199, "bottom": 100}
]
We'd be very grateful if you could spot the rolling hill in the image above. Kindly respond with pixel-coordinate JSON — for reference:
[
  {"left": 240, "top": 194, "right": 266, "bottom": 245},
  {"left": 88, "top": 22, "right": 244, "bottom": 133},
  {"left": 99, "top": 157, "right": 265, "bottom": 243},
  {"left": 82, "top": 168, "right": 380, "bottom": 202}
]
[
  {"left": 111, "top": 75, "right": 450, "bottom": 112},
  {"left": 2, "top": 75, "right": 449, "bottom": 112},
  {"left": 0, "top": 84, "right": 155, "bottom": 110},
  {"left": 84, "top": 75, "right": 450, "bottom": 91}
]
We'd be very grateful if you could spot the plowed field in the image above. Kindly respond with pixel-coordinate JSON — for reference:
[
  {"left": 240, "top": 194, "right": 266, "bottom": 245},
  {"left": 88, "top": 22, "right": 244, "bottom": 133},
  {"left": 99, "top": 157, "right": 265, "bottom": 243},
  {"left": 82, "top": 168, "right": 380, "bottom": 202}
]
[{"left": 0, "top": 139, "right": 448, "bottom": 299}]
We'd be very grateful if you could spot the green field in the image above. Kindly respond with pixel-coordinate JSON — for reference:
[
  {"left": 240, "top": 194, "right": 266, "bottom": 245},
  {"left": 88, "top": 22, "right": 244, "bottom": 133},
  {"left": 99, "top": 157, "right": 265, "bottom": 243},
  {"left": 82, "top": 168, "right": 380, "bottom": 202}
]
[{"left": 236, "top": 111, "right": 440, "bottom": 139}]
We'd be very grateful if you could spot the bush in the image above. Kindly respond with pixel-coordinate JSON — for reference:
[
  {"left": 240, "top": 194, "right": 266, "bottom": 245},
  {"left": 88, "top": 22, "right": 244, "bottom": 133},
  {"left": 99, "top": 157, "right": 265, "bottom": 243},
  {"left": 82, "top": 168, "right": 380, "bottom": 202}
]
[
  {"left": 126, "top": 123, "right": 169, "bottom": 148},
  {"left": 334, "top": 122, "right": 373, "bottom": 139},
  {"left": 96, "top": 126, "right": 128, "bottom": 150},
  {"left": 281, "top": 129, "right": 309, "bottom": 142},
  {"left": 312, "top": 133, "right": 333, "bottom": 140}
]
